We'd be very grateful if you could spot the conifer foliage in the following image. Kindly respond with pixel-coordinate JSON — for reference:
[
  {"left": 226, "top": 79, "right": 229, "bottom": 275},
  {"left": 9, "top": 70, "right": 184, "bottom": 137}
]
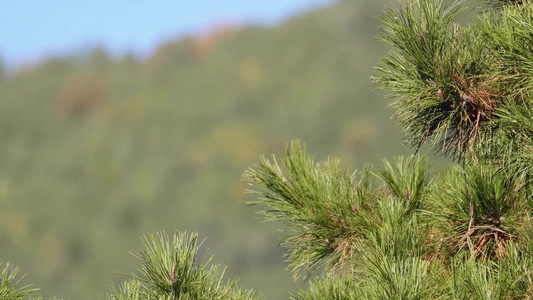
[{"left": 1, "top": 0, "right": 532, "bottom": 298}]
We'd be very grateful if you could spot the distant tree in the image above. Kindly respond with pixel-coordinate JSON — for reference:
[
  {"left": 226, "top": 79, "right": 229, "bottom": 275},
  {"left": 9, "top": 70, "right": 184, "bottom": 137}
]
[
  {"left": 88, "top": 47, "right": 111, "bottom": 71},
  {"left": 1, "top": 0, "right": 531, "bottom": 298},
  {"left": 55, "top": 75, "right": 107, "bottom": 117}
]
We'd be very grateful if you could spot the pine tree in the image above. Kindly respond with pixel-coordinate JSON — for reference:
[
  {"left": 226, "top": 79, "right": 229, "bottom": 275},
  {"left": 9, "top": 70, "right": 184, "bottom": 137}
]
[{"left": 1, "top": 0, "right": 531, "bottom": 298}]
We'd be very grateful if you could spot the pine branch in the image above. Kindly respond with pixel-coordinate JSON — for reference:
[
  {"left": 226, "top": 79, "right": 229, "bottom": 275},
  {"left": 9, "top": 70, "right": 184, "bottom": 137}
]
[
  {"left": 374, "top": 0, "right": 532, "bottom": 164},
  {"left": 479, "top": 1, "right": 533, "bottom": 98},
  {"left": 244, "top": 141, "right": 378, "bottom": 278},
  {"left": 448, "top": 252, "right": 533, "bottom": 299},
  {"left": 106, "top": 279, "right": 144, "bottom": 300},
  {"left": 426, "top": 163, "right": 530, "bottom": 259},
  {"left": 493, "top": 99, "right": 533, "bottom": 191},
  {"left": 120, "top": 231, "right": 263, "bottom": 300},
  {"left": 0, "top": 261, "right": 39, "bottom": 300},
  {"left": 291, "top": 195, "right": 445, "bottom": 300},
  {"left": 377, "top": 155, "right": 432, "bottom": 214},
  {"left": 244, "top": 141, "right": 435, "bottom": 280}
]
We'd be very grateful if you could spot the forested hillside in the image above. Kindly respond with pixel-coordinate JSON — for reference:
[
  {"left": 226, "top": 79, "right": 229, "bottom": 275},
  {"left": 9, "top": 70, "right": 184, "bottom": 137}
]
[{"left": 0, "top": 1, "right": 410, "bottom": 298}]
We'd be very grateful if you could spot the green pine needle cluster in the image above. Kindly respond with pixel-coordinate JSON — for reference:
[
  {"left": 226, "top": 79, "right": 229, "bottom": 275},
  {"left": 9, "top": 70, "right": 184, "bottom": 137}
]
[
  {"left": 427, "top": 163, "right": 531, "bottom": 259},
  {"left": 243, "top": 141, "right": 433, "bottom": 281},
  {"left": 244, "top": 141, "right": 375, "bottom": 278},
  {"left": 245, "top": 140, "right": 532, "bottom": 298},
  {"left": 0, "top": 262, "right": 39, "bottom": 300},
  {"left": 375, "top": 0, "right": 532, "bottom": 167},
  {"left": 107, "top": 231, "right": 263, "bottom": 300}
]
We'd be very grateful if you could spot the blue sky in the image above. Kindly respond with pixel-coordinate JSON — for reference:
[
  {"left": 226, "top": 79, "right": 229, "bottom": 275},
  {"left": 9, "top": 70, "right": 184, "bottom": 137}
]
[{"left": 0, "top": 0, "right": 333, "bottom": 69}]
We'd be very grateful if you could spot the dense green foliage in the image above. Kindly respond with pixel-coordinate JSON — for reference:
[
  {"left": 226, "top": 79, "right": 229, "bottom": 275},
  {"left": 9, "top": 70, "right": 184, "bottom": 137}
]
[
  {"left": 243, "top": 0, "right": 532, "bottom": 298},
  {"left": 2, "top": 0, "right": 532, "bottom": 298}
]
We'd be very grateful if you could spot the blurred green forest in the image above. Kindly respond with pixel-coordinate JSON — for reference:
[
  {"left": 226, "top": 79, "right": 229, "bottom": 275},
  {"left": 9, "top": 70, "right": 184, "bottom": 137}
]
[{"left": 0, "top": 1, "right": 419, "bottom": 298}]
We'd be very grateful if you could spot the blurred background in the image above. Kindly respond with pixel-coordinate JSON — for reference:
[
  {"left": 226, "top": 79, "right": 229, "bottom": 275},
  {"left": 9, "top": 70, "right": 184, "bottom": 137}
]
[{"left": 0, "top": 0, "right": 414, "bottom": 298}]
